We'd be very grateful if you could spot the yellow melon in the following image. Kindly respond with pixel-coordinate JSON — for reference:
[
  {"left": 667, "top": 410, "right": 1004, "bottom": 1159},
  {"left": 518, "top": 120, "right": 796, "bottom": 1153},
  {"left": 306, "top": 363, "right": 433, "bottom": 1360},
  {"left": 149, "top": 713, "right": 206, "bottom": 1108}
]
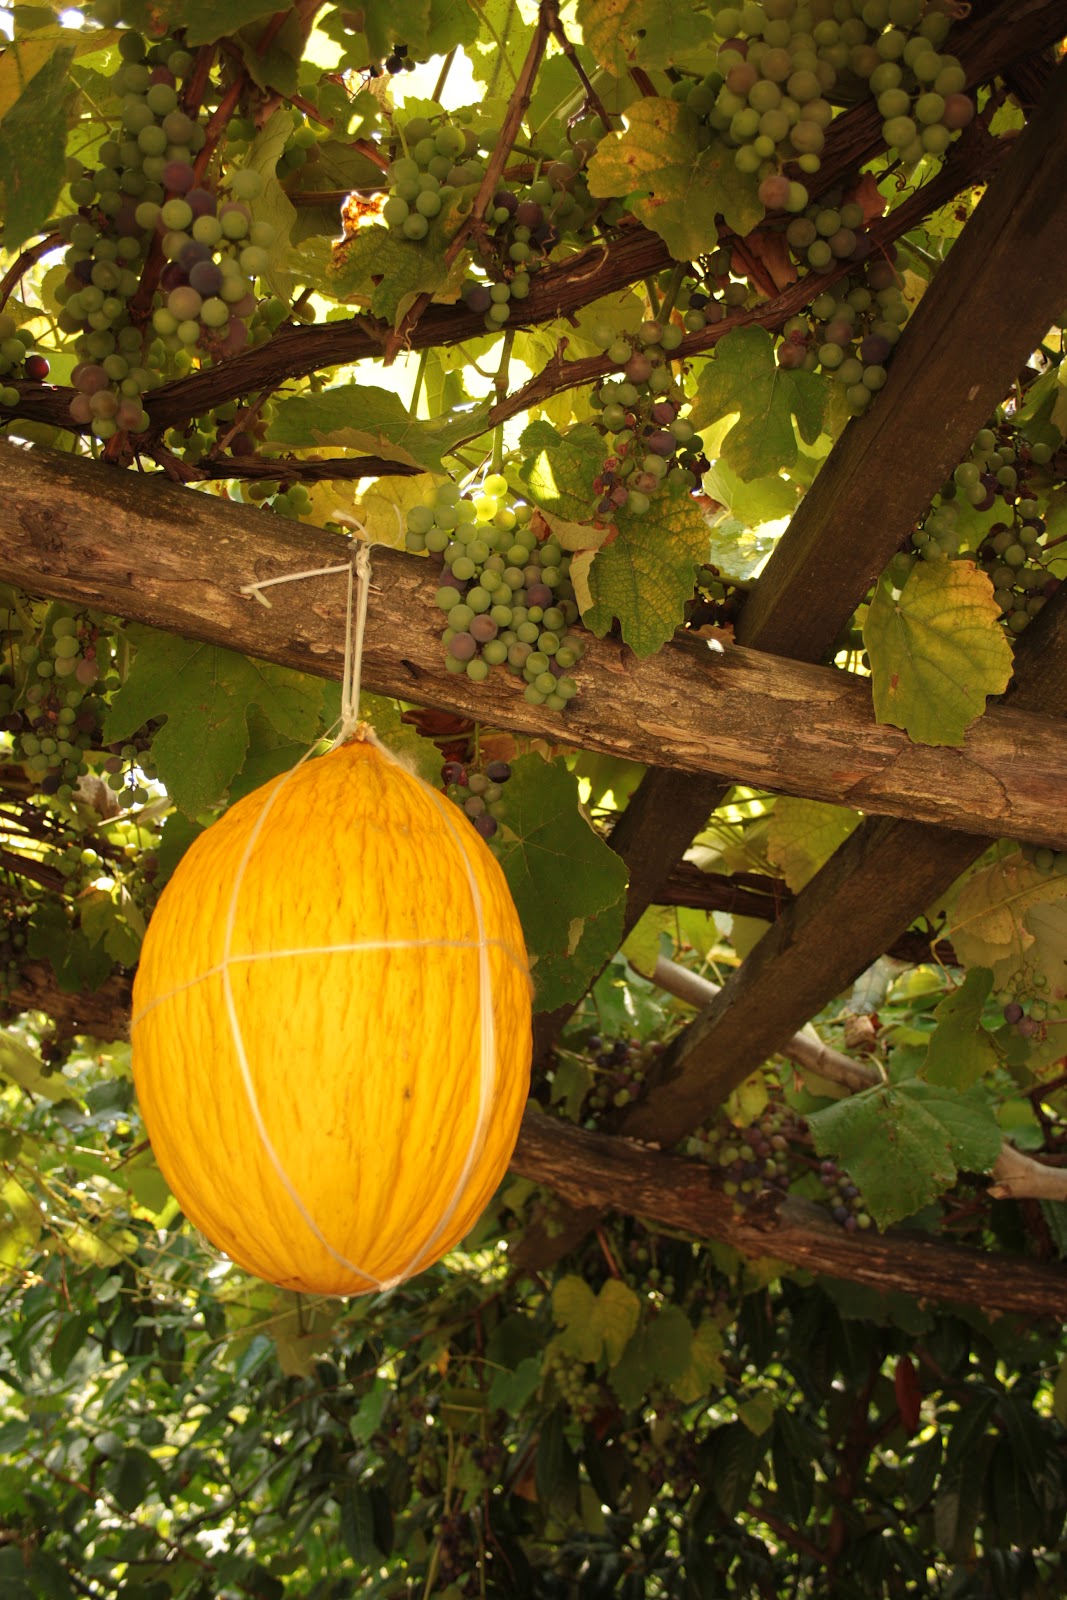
[{"left": 131, "top": 736, "right": 532, "bottom": 1296}]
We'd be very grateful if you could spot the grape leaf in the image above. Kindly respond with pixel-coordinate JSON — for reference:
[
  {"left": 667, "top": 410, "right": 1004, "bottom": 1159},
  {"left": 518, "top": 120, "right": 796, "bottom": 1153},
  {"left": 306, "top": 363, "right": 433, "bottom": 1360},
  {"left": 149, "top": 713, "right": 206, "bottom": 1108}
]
[
  {"left": 808, "top": 1079, "right": 1002, "bottom": 1229},
  {"left": 766, "top": 797, "right": 860, "bottom": 892},
  {"left": 493, "top": 755, "right": 628, "bottom": 1012},
  {"left": 948, "top": 853, "right": 1067, "bottom": 993},
  {"left": 691, "top": 326, "right": 826, "bottom": 480},
  {"left": 0, "top": 45, "right": 74, "bottom": 250},
  {"left": 577, "top": 0, "right": 716, "bottom": 75},
  {"left": 518, "top": 421, "right": 602, "bottom": 526},
  {"left": 103, "top": 627, "right": 324, "bottom": 816},
  {"left": 702, "top": 459, "right": 798, "bottom": 532},
  {"left": 311, "top": 226, "right": 455, "bottom": 325},
  {"left": 579, "top": 485, "right": 711, "bottom": 657},
  {"left": 269, "top": 385, "right": 484, "bottom": 471},
  {"left": 595, "top": 1279, "right": 642, "bottom": 1366},
  {"left": 0, "top": 1033, "right": 81, "bottom": 1105},
  {"left": 863, "top": 563, "right": 1013, "bottom": 747},
  {"left": 467, "top": 0, "right": 532, "bottom": 92},
  {"left": 672, "top": 1319, "right": 725, "bottom": 1404},
  {"left": 173, "top": 0, "right": 282, "bottom": 44},
  {"left": 921, "top": 968, "right": 998, "bottom": 1091},
  {"left": 246, "top": 109, "right": 298, "bottom": 301},
  {"left": 551, "top": 1276, "right": 600, "bottom": 1362},
  {"left": 586, "top": 101, "right": 762, "bottom": 258}
]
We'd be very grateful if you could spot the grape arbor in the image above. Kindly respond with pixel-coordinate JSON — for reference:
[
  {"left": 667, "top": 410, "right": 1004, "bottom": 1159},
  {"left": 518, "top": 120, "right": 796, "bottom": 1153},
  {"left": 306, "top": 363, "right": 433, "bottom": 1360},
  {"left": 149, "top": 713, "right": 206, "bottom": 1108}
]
[{"left": 1, "top": 1, "right": 1067, "bottom": 1596}]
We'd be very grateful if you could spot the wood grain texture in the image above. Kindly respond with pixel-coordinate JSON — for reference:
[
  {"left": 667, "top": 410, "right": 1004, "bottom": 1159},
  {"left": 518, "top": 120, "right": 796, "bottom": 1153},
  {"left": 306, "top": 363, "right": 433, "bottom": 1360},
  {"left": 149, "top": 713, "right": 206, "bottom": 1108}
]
[
  {"left": 511, "top": 1114, "right": 1067, "bottom": 1318},
  {"left": 4, "top": 443, "right": 1067, "bottom": 847}
]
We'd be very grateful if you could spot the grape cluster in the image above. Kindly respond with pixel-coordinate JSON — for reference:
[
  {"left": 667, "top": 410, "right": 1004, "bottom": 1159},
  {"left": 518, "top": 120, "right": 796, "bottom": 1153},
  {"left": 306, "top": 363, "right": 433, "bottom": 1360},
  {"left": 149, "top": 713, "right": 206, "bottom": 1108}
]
[
  {"left": 677, "top": 0, "right": 974, "bottom": 212},
  {"left": 778, "top": 252, "right": 910, "bottom": 415},
  {"left": 0, "top": 313, "right": 49, "bottom": 408},
  {"left": 816, "top": 1156, "right": 872, "bottom": 1231},
  {"left": 383, "top": 115, "right": 485, "bottom": 242},
  {"left": 582, "top": 1035, "right": 666, "bottom": 1121},
  {"left": 405, "top": 477, "right": 587, "bottom": 709},
  {"left": 440, "top": 757, "right": 513, "bottom": 842},
  {"left": 459, "top": 270, "right": 531, "bottom": 332},
  {"left": 54, "top": 29, "right": 276, "bottom": 442},
  {"left": 780, "top": 188, "right": 870, "bottom": 273},
  {"left": 587, "top": 320, "right": 707, "bottom": 518},
  {"left": 686, "top": 1105, "right": 798, "bottom": 1208},
  {"left": 546, "top": 1348, "right": 601, "bottom": 1424},
  {"left": 890, "top": 417, "right": 1062, "bottom": 630},
  {"left": 0, "top": 904, "right": 29, "bottom": 998}
]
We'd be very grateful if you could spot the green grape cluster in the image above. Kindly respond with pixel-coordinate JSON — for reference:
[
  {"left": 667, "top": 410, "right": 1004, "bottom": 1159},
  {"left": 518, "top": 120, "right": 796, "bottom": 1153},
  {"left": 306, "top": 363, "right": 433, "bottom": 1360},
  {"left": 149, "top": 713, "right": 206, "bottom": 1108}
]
[
  {"left": 439, "top": 757, "right": 513, "bottom": 842},
  {"left": 382, "top": 114, "right": 485, "bottom": 242},
  {"left": 587, "top": 319, "right": 707, "bottom": 518},
  {"left": 778, "top": 251, "right": 910, "bottom": 415},
  {"left": 781, "top": 188, "right": 870, "bottom": 272},
  {"left": 4, "top": 610, "right": 119, "bottom": 799},
  {"left": 55, "top": 29, "right": 277, "bottom": 442},
  {"left": 0, "top": 903, "right": 29, "bottom": 998},
  {"left": 405, "top": 476, "right": 587, "bottom": 709},
  {"left": 673, "top": 0, "right": 972, "bottom": 217},
  {"left": 547, "top": 1348, "right": 601, "bottom": 1424},
  {"left": 890, "top": 417, "right": 1062, "bottom": 632},
  {"left": 0, "top": 312, "right": 49, "bottom": 408},
  {"left": 686, "top": 1104, "right": 798, "bottom": 1209}
]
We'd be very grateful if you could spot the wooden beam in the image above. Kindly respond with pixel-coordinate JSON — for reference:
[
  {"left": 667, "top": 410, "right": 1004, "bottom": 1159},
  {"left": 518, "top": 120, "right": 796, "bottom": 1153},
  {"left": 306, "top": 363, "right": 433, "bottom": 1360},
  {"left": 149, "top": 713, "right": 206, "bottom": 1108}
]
[
  {"left": 737, "top": 49, "right": 1067, "bottom": 660},
  {"left": 511, "top": 1114, "right": 1067, "bottom": 1319},
  {"left": 625, "top": 585, "right": 1067, "bottom": 1148},
  {"left": 4, "top": 443, "right": 1067, "bottom": 847}
]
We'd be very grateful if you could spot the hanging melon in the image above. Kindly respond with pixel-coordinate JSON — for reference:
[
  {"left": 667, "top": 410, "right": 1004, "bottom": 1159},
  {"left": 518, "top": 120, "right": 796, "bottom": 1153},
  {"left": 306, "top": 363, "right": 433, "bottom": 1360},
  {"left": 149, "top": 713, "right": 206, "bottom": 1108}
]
[{"left": 131, "top": 735, "right": 532, "bottom": 1296}]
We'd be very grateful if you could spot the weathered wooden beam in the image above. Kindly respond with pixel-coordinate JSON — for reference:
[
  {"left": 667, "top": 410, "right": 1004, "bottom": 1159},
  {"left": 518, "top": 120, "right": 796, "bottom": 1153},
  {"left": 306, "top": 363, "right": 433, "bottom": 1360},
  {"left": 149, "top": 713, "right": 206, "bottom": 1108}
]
[
  {"left": 4, "top": 442, "right": 1067, "bottom": 847},
  {"left": 511, "top": 1113, "right": 1067, "bottom": 1319},
  {"left": 625, "top": 585, "right": 1067, "bottom": 1148},
  {"left": 737, "top": 48, "right": 1067, "bottom": 659}
]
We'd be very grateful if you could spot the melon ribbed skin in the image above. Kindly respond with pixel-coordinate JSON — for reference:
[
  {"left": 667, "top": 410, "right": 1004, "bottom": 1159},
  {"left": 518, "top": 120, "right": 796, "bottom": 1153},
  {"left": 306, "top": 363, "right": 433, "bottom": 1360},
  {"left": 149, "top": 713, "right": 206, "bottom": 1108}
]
[{"left": 131, "top": 738, "right": 532, "bottom": 1296}]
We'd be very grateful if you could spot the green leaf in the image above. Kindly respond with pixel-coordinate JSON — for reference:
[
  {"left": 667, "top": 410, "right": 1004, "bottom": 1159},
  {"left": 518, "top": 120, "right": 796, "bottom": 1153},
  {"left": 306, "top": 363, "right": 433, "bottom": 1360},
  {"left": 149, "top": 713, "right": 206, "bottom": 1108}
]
[
  {"left": 710, "top": 1421, "right": 768, "bottom": 1517},
  {"left": 79, "top": 888, "right": 142, "bottom": 967},
  {"left": 0, "top": 44, "right": 74, "bottom": 249},
  {"left": 494, "top": 755, "right": 628, "bottom": 1011},
  {"left": 645, "top": 1305, "right": 692, "bottom": 1384},
  {"left": 270, "top": 384, "right": 460, "bottom": 471},
  {"left": 27, "top": 902, "right": 112, "bottom": 994},
  {"left": 517, "top": 421, "right": 602, "bottom": 528},
  {"left": 318, "top": 225, "right": 454, "bottom": 325},
  {"left": 808, "top": 1079, "right": 1002, "bottom": 1229},
  {"left": 737, "top": 1391, "right": 776, "bottom": 1436},
  {"left": 921, "top": 968, "right": 998, "bottom": 1090},
  {"left": 172, "top": 0, "right": 282, "bottom": 44},
  {"left": 576, "top": 0, "right": 716, "bottom": 75},
  {"left": 489, "top": 1355, "right": 542, "bottom": 1414},
  {"left": 622, "top": 906, "right": 673, "bottom": 979},
  {"left": 595, "top": 1279, "right": 641, "bottom": 1367},
  {"left": 340, "top": 1485, "right": 378, "bottom": 1564},
  {"left": 863, "top": 563, "right": 1013, "bottom": 747},
  {"left": 691, "top": 326, "right": 826, "bottom": 480},
  {"left": 245, "top": 109, "right": 298, "bottom": 301},
  {"left": 535, "top": 1410, "right": 579, "bottom": 1518},
  {"left": 672, "top": 1319, "right": 725, "bottom": 1404},
  {"left": 104, "top": 628, "right": 323, "bottom": 816},
  {"left": 466, "top": 0, "right": 532, "bottom": 92},
  {"left": 551, "top": 1275, "right": 601, "bottom": 1363},
  {"left": 0, "top": 1032, "right": 80, "bottom": 1103},
  {"left": 766, "top": 797, "right": 860, "bottom": 892},
  {"left": 587, "top": 103, "right": 762, "bottom": 257},
  {"left": 578, "top": 485, "right": 711, "bottom": 657},
  {"left": 703, "top": 459, "right": 798, "bottom": 532},
  {"left": 608, "top": 1327, "right": 655, "bottom": 1410}
]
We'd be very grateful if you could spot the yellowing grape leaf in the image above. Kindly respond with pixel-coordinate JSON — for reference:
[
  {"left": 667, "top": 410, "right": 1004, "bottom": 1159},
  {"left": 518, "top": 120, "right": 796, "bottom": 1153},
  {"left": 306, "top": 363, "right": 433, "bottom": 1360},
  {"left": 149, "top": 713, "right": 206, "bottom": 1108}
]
[
  {"left": 863, "top": 563, "right": 1013, "bottom": 747},
  {"left": 586, "top": 101, "right": 762, "bottom": 258},
  {"left": 766, "top": 797, "right": 860, "bottom": 891},
  {"left": 580, "top": 486, "right": 712, "bottom": 657},
  {"left": 691, "top": 327, "right": 826, "bottom": 480},
  {"left": 948, "top": 853, "right": 1067, "bottom": 993},
  {"left": 576, "top": 0, "right": 716, "bottom": 74},
  {"left": 518, "top": 420, "right": 601, "bottom": 526}
]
